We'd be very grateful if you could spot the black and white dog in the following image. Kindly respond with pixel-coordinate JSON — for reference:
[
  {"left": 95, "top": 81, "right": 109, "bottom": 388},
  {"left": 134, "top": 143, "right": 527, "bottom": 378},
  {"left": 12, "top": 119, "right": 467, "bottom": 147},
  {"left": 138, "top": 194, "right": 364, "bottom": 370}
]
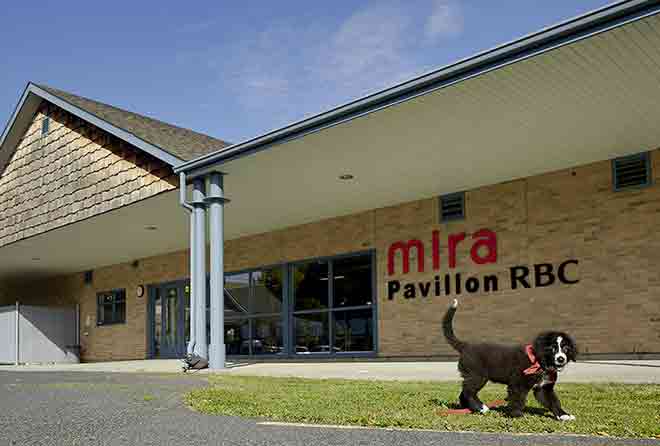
[{"left": 443, "top": 299, "right": 577, "bottom": 420}]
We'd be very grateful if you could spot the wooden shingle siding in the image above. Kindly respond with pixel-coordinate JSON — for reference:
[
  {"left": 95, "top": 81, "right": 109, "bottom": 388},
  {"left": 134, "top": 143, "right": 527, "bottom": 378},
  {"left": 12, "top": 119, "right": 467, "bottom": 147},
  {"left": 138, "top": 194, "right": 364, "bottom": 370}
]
[{"left": 0, "top": 103, "right": 176, "bottom": 247}]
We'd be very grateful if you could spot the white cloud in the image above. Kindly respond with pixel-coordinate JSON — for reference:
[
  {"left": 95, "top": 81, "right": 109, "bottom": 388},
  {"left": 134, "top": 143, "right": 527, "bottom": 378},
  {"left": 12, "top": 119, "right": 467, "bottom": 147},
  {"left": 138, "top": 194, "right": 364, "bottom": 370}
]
[
  {"left": 426, "top": 0, "right": 464, "bottom": 40},
  {"left": 211, "top": 1, "right": 465, "bottom": 133},
  {"left": 319, "top": 4, "right": 411, "bottom": 81}
]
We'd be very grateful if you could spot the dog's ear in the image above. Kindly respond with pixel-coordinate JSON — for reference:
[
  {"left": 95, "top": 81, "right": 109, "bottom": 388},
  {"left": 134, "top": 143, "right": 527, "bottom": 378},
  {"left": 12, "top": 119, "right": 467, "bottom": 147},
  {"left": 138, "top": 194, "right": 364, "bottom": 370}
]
[
  {"left": 532, "top": 332, "right": 552, "bottom": 367},
  {"left": 565, "top": 335, "right": 578, "bottom": 362}
]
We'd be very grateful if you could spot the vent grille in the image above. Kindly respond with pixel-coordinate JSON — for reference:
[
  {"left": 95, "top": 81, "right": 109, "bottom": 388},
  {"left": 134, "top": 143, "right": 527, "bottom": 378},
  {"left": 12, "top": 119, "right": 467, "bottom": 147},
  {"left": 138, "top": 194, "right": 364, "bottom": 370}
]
[
  {"left": 439, "top": 192, "right": 465, "bottom": 222},
  {"left": 41, "top": 117, "right": 49, "bottom": 136},
  {"left": 613, "top": 153, "right": 651, "bottom": 191}
]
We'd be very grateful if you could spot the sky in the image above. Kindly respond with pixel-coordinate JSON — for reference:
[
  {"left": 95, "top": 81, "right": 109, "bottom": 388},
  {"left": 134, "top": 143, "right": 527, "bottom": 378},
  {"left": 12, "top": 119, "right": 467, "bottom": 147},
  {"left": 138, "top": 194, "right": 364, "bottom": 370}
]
[{"left": 0, "top": 1, "right": 614, "bottom": 144}]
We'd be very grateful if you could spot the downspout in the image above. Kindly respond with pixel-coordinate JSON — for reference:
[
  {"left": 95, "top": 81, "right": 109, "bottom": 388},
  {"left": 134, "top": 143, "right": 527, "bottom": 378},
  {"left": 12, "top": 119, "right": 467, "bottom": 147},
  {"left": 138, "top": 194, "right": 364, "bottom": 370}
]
[{"left": 179, "top": 172, "right": 196, "bottom": 356}]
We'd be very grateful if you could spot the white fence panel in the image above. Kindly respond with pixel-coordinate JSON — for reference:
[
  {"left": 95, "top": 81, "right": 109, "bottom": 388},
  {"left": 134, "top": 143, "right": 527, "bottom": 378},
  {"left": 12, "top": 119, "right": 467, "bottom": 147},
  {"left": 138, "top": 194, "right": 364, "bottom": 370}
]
[
  {"left": 0, "top": 306, "right": 17, "bottom": 364},
  {"left": 0, "top": 304, "right": 79, "bottom": 365},
  {"left": 18, "top": 305, "right": 79, "bottom": 364}
]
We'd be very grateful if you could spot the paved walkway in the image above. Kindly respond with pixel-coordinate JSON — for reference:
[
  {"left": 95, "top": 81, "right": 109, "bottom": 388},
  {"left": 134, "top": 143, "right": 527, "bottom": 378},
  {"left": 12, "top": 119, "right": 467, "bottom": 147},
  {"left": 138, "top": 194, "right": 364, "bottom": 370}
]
[
  {"left": 2, "top": 359, "right": 659, "bottom": 383},
  {"left": 1, "top": 371, "right": 657, "bottom": 446}
]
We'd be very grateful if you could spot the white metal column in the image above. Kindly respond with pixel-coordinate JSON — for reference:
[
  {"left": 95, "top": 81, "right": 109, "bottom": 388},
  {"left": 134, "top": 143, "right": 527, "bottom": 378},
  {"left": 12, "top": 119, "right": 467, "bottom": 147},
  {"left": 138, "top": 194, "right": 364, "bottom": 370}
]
[{"left": 207, "top": 172, "right": 228, "bottom": 369}]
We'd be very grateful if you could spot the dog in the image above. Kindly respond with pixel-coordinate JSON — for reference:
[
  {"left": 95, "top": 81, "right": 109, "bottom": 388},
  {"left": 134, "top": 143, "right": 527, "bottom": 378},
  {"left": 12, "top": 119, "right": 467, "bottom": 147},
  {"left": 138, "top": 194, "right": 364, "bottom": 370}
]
[{"left": 443, "top": 299, "right": 577, "bottom": 420}]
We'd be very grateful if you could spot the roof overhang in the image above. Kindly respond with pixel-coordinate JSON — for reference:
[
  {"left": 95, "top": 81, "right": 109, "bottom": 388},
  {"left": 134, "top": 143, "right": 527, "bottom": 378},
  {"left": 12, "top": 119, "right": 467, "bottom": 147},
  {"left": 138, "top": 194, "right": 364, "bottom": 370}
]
[
  {"left": 0, "top": 83, "right": 184, "bottom": 176},
  {"left": 176, "top": 0, "right": 660, "bottom": 176},
  {"left": 171, "top": 2, "right": 660, "bottom": 242}
]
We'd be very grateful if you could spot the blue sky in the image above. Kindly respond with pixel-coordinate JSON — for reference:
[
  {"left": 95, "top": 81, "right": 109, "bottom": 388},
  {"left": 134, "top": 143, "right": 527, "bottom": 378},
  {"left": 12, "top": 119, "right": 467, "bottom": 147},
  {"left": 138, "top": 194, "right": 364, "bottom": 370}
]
[{"left": 0, "top": 1, "right": 612, "bottom": 144}]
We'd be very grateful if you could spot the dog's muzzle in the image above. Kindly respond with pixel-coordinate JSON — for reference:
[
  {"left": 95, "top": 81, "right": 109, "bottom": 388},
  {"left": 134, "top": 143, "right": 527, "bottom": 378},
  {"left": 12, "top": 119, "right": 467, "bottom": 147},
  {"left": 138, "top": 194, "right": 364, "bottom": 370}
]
[{"left": 554, "top": 354, "right": 567, "bottom": 368}]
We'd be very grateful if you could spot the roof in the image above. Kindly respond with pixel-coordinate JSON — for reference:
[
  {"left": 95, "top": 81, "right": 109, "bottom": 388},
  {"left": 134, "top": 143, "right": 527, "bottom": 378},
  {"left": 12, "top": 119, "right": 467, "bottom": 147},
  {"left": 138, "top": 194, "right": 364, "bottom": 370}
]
[
  {"left": 0, "top": 83, "right": 231, "bottom": 174},
  {"left": 175, "top": 0, "right": 660, "bottom": 176},
  {"left": 36, "top": 84, "right": 230, "bottom": 161}
]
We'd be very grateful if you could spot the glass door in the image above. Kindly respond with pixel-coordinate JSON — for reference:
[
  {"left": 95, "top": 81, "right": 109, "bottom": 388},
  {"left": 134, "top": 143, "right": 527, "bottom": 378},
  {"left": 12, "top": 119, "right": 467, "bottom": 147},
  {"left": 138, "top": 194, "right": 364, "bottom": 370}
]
[
  {"left": 151, "top": 281, "right": 188, "bottom": 359},
  {"left": 161, "top": 285, "right": 181, "bottom": 357}
]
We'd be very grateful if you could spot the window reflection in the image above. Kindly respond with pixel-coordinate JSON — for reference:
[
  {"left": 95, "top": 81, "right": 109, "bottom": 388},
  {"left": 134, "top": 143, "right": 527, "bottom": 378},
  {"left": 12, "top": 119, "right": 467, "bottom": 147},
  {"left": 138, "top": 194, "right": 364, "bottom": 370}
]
[
  {"left": 334, "top": 256, "right": 372, "bottom": 308},
  {"left": 252, "top": 269, "right": 283, "bottom": 314},
  {"left": 293, "top": 261, "right": 329, "bottom": 311},
  {"left": 252, "top": 317, "right": 284, "bottom": 355},
  {"left": 225, "top": 273, "right": 250, "bottom": 317},
  {"left": 333, "top": 309, "right": 373, "bottom": 352},
  {"left": 294, "top": 313, "right": 330, "bottom": 353},
  {"left": 225, "top": 319, "right": 250, "bottom": 355}
]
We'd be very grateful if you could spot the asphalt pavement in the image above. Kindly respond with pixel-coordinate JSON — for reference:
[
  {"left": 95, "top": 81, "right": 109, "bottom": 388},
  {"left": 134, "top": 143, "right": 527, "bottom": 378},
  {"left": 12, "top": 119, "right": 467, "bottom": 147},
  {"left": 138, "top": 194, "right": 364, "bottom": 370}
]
[{"left": 0, "top": 371, "right": 658, "bottom": 446}]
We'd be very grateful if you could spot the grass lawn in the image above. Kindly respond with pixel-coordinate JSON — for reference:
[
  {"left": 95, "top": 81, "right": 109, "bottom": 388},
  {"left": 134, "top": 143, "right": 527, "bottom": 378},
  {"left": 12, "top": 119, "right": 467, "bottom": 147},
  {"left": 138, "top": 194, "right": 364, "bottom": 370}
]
[{"left": 186, "top": 376, "right": 660, "bottom": 438}]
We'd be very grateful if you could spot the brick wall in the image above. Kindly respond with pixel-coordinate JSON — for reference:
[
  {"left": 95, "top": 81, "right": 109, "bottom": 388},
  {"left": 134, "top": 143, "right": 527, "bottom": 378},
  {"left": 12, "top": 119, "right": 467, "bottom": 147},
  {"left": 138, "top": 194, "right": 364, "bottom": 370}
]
[
  {"left": 378, "top": 149, "right": 660, "bottom": 357},
  {"left": 6, "top": 149, "right": 660, "bottom": 361}
]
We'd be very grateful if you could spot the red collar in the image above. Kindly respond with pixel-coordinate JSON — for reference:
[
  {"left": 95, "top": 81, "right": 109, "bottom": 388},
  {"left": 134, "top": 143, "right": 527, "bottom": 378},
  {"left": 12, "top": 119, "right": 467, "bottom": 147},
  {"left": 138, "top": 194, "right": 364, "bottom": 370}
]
[{"left": 523, "top": 344, "right": 543, "bottom": 375}]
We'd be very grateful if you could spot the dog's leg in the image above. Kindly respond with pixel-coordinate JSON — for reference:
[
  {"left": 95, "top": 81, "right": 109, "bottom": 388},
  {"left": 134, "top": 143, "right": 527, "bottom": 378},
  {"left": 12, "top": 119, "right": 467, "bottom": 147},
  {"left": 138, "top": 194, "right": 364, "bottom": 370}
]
[
  {"left": 459, "top": 390, "right": 470, "bottom": 409},
  {"left": 533, "top": 383, "right": 575, "bottom": 421},
  {"left": 506, "top": 385, "right": 529, "bottom": 418},
  {"left": 461, "top": 375, "right": 489, "bottom": 414}
]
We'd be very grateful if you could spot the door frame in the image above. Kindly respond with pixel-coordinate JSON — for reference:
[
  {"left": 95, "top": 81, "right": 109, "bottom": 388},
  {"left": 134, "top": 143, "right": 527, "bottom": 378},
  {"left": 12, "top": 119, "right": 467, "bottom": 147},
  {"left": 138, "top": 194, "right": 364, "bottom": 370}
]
[{"left": 147, "top": 279, "right": 190, "bottom": 359}]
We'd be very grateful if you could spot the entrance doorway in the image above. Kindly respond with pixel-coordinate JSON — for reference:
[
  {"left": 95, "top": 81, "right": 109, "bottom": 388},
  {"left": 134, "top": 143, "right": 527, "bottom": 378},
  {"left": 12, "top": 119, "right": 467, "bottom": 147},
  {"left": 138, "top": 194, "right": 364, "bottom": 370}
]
[{"left": 149, "top": 280, "right": 190, "bottom": 359}]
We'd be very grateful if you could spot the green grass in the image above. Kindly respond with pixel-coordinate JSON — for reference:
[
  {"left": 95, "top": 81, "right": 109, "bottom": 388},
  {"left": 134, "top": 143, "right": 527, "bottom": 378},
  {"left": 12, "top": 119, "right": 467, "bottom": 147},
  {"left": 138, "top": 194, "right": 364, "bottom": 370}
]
[{"left": 186, "top": 376, "right": 660, "bottom": 438}]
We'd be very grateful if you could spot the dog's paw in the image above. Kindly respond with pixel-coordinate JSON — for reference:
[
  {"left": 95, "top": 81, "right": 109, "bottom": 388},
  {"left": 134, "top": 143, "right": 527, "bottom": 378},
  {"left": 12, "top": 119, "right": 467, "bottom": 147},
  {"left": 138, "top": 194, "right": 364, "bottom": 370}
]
[
  {"left": 479, "top": 405, "right": 489, "bottom": 414},
  {"left": 557, "top": 414, "right": 576, "bottom": 422}
]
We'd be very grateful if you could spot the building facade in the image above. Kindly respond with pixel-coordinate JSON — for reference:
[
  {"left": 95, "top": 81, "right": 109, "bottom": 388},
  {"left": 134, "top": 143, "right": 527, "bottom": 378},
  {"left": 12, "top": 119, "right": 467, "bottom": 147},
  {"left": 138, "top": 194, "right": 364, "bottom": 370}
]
[{"left": 1, "top": 0, "right": 660, "bottom": 364}]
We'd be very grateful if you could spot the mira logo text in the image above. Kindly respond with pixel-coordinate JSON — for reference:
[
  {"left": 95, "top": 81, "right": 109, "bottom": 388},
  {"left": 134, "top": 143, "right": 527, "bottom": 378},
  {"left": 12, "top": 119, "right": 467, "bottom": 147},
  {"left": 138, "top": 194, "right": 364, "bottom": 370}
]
[{"left": 386, "top": 229, "right": 579, "bottom": 300}]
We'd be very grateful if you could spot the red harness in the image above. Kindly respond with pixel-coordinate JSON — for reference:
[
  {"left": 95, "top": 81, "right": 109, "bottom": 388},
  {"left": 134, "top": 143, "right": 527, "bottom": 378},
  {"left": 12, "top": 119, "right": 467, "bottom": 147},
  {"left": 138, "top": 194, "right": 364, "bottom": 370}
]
[
  {"left": 523, "top": 344, "right": 542, "bottom": 375},
  {"left": 523, "top": 344, "right": 557, "bottom": 383}
]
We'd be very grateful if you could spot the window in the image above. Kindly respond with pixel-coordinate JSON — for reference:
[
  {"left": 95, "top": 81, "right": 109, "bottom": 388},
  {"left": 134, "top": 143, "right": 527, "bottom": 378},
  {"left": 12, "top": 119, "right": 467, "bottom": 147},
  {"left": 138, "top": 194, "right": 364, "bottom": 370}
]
[
  {"left": 97, "top": 289, "right": 126, "bottom": 325},
  {"left": 223, "top": 267, "right": 285, "bottom": 356},
  {"left": 439, "top": 192, "right": 465, "bottom": 222},
  {"left": 293, "top": 253, "right": 374, "bottom": 355},
  {"left": 219, "top": 253, "right": 375, "bottom": 357},
  {"left": 613, "top": 152, "right": 651, "bottom": 191},
  {"left": 41, "top": 117, "right": 50, "bottom": 136}
]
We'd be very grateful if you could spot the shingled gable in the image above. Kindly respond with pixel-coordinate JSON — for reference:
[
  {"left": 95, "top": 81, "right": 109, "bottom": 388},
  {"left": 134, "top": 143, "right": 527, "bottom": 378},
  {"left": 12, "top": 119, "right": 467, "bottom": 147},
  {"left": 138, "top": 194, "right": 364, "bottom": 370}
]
[
  {"left": 0, "top": 83, "right": 231, "bottom": 247},
  {"left": 0, "top": 82, "right": 230, "bottom": 176}
]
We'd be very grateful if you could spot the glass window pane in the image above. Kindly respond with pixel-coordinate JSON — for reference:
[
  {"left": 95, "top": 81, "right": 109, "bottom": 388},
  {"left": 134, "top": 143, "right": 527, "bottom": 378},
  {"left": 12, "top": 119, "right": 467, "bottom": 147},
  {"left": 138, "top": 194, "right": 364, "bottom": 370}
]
[
  {"left": 251, "top": 317, "right": 283, "bottom": 355},
  {"left": 154, "top": 288, "right": 162, "bottom": 356},
  {"left": 225, "top": 273, "right": 250, "bottom": 317},
  {"left": 252, "top": 268, "right": 283, "bottom": 314},
  {"left": 115, "top": 301, "right": 126, "bottom": 324},
  {"left": 293, "top": 261, "right": 329, "bottom": 311},
  {"left": 97, "top": 302, "right": 105, "bottom": 325},
  {"left": 184, "top": 285, "right": 190, "bottom": 346},
  {"left": 333, "top": 255, "right": 373, "bottom": 308},
  {"left": 225, "top": 319, "right": 250, "bottom": 355},
  {"left": 294, "top": 312, "right": 330, "bottom": 354},
  {"left": 333, "top": 309, "right": 374, "bottom": 353},
  {"left": 166, "top": 293, "right": 177, "bottom": 346}
]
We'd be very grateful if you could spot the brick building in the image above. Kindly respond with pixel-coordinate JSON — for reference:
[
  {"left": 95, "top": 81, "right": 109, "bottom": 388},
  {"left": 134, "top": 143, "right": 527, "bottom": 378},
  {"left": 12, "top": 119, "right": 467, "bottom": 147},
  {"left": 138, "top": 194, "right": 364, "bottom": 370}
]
[{"left": 1, "top": 1, "right": 660, "bottom": 366}]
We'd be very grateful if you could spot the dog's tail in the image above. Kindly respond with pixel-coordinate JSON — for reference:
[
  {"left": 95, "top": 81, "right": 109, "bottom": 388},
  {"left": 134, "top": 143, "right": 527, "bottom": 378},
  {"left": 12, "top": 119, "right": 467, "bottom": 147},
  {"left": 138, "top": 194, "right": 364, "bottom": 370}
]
[{"left": 443, "top": 299, "right": 465, "bottom": 352}]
